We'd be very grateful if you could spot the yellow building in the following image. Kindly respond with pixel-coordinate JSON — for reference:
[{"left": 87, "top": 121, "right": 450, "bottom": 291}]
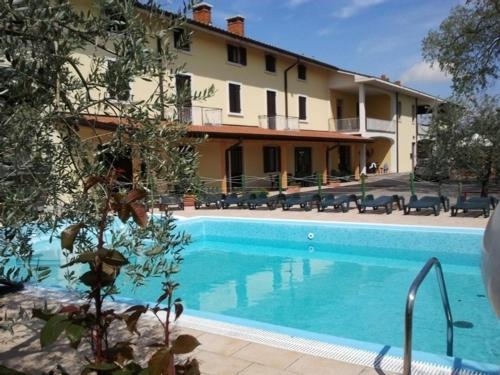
[{"left": 78, "top": 1, "right": 440, "bottom": 193}]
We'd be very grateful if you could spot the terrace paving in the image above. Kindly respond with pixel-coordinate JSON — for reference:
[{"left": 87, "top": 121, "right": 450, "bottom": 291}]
[{"left": 0, "top": 289, "right": 398, "bottom": 375}]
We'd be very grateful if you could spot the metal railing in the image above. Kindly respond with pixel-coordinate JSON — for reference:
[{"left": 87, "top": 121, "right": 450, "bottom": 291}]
[
  {"left": 169, "top": 106, "right": 223, "bottom": 126},
  {"left": 258, "top": 115, "right": 300, "bottom": 131},
  {"left": 366, "top": 117, "right": 395, "bottom": 133},
  {"left": 403, "top": 257, "right": 453, "bottom": 375},
  {"left": 328, "top": 117, "right": 360, "bottom": 132},
  {"left": 418, "top": 124, "right": 430, "bottom": 138}
]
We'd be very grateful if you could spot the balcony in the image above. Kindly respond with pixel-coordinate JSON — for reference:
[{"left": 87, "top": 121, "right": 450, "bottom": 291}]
[
  {"left": 258, "top": 115, "right": 300, "bottom": 131},
  {"left": 418, "top": 124, "right": 430, "bottom": 138},
  {"left": 328, "top": 118, "right": 360, "bottom": 132},
  {"left": 329, "top": 117, "right": 395, "bottom": 133},
  {"left": 366, "top": 118, "right": 395, "bottom": 133},
  {"left": 172, "top": 106, "right": 223, "bottom": 126}
]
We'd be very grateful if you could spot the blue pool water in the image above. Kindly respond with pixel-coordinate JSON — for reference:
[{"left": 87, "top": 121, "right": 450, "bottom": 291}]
[{"left": 32, "top": 217, "right": 499, "bottom": 368}]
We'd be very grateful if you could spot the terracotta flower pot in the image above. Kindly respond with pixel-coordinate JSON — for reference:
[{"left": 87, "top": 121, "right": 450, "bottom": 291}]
[{"left": 183, "top": 194, "right": 196, "bottom": 207}]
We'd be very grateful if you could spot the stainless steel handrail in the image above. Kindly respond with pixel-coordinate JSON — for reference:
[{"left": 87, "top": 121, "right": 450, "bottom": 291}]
[{"left": 403, "top": 257, "right": 453, "bottom": 375}]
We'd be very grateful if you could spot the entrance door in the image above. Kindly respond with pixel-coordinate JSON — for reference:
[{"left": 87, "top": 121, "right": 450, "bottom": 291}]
[
  {"left": 338, "top": 145, "right": 351, "bottom": 174},
  {"left": 176, "top": 74, "right": 191, "bottom": 122},
  {"left": 266, "top": 90, "right": 277, "bottom": 129},
  {"left": 227, "top": 146, "right": 243, "bottom": 191},
  {"left": 294, "top": 147, "right": 312, "bottom": 179}
]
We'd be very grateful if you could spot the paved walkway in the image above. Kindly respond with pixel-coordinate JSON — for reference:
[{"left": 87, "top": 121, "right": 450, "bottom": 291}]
[{"left": 0, "top": 289, "right": 396, "bottom": 375}]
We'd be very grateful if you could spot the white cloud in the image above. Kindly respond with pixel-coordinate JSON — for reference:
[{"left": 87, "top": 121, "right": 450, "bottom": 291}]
[
  {"left": 334, "top": 0, "right": 388, "bottom": 19},
  {"left": 401, "top": 61, "right": 450, "bottom": 84},
  {"left": 287, "top": 0, "right": 310, "bottom": 8}
]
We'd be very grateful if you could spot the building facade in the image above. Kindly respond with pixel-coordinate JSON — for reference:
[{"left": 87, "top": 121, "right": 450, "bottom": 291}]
[{"left": 75, "top": 1, "right": 439, "bottom": 193}]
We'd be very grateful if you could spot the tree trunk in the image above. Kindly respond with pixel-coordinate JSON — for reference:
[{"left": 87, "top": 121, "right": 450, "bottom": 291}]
[{"left": 481, "top": 159, "right": 492, "bottom": 197}]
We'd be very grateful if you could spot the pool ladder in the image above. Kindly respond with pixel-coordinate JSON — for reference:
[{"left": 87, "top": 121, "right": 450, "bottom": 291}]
[{"left": 403, "top": 257, "right": 454, "bottom": 375}]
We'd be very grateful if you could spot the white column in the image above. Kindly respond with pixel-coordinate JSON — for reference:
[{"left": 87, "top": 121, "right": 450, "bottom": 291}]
[
  {"left": 358, "top": 84, "right": 366, "bottom": 134},
  {"left": 390, "top": 93, "right": 398, "bottom": 173},
  {"left": 360, "top": 143, "right": 367, "bottom": 175}
]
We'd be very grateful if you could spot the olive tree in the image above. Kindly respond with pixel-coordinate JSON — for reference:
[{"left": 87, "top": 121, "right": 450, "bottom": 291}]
[
  {"left": 0, "top": 0, "right": 212, "bottom": 373},
  {"left": 422, "top": 0, "right": 500, "bottom": 95},
  {"left": 424, "top": 95, "right": 500, "bottom": 196}
]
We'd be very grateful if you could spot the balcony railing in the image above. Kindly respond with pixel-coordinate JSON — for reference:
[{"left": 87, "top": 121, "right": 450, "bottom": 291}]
[
  {"left": 169, "top": 106, "right": 222, "bottom": 126},
  {"left": 418, "top": 124, "right": 430, "bottom": 138},
  {"left": 258, "top": 115, "right": 300, "bottom": 131},
  {"left": 328, "top": 117, "right": 360, "bottom": 132},
  {"left": 366, "top": 117, "right": 395, "bottom": 133}
]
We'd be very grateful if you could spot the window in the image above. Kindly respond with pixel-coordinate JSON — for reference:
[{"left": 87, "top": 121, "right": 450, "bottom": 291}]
[
  {"left": 298, "top": 96, "right": 307, "bottom": 121},
  {"left": 411, "top": 104, "right": 416, "bottom": 122},
  {"left": 265, "top": 54, "right": 276, "bottom": 73},
  {"left": 105, "top": 60, "right": 131, "bottom": 101},
  {"left": 173, "top": 28, "right": 191, "bottom": 51},
  {"left": 298, "top": 64, "right": 306, "bottom": 80},
  {"left": 397, "top": 101, "right": 402, "bottom": 119},
  {"left": 263, "top": 146, "right": 281, "bottom": 173},
  {"left": 227, "top": 44, "right": 247, "bottom": 65},
  {"left": 228, "top": 83, "right": 241, "bottom": 114}
]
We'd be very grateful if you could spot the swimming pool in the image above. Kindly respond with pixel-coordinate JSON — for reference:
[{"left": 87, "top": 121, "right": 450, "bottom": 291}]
[{"left": 32, "top": 217, "right": 499, "bottom": 372}]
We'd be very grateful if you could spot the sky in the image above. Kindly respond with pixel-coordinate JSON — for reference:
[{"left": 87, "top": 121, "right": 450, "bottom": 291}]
[{"left": 160, "top": 0, "right": 464, "bottom": 98}]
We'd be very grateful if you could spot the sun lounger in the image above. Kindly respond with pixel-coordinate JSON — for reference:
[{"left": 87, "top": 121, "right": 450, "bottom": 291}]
[
  {"left": 356, "top": 194, "right": 403, "bottom": 214},
  {"left": 282, "top": 193, "right": 320, "bottom": 211},
  {"left": 451, "top": 196, "right": 490, "bottom": 218},
  {"left": 246, "top": 192, "right": 282, "bottom": 210},
  {"left": 194, "top": 193, "right": 223, "bottom": 209},
  {"left": 317, "top": 194, "right": 351, "bottom": 212},
  {"left": 158, "top": 195, "right": 184, "bottom": 210},
  {"left": 404, "top": 195, "right": 449, "bottom": 216},
  {"left": 221, "top": 192, "right": 252, "bottom": 209}
]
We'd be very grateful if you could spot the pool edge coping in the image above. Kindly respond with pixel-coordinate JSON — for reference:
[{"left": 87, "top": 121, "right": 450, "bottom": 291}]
[{"left": 171, "top": 214, "right": 486, "bottom": 234}]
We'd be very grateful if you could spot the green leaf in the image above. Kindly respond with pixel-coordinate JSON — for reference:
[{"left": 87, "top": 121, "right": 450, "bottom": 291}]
[
  {"left": 65, "top": 323, "right": 85, "bottom": 348},
  {"left": 61, "top": 251, "right": 95, "bottom": 268},
  {"left": 61, "top": 223, "right": 84, "bottom": 251},
  {"left": 40, "top": 314, "right": 69, "bottom": 348},
  {"left": 0, "top": 365, "right": 28, "bottom": 375},
  {"left": 84, "top": 362, "right": 119, "bottom": 371},
  {"left": 148, "top": 347, "right": 171, "bottom": 375},
  {"left": 145, "top": 246, "right": 163, "bottom": 257},
  {"left": 80, "top": 270, "right": 115, "bottom": 288},
  {"left": 99, "top": 249, "right": 129, "bottom": 267},
  {"left": 171, "top": 334, "right": 200, "bottom": 355}
]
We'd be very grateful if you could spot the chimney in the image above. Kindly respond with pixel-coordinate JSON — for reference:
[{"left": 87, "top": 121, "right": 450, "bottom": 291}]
[
  {"left": 394, "top": 80, "right": 401, "bottom": 85},
  {"left": 193, "top": 2, "right": 212, "bottom": 25},
  {"left": 227, "top": 16, "right": 245, "bottom": 37},
  {"left": 380, "top": 74, "right": 390, "bottom": 81}
]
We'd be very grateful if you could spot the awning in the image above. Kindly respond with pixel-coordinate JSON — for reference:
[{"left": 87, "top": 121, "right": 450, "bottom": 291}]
[
  {"left": 79, "top": 115, "right": 372, "bottom": 144},
  {"left": 188, "top": 124, "right": 372, "bottom": 143}
]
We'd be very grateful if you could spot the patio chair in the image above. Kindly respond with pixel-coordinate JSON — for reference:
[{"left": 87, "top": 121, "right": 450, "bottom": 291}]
[
  {"left": 356, "top": 194, "right": 404, "bottom": 214},
  {"left": 221, "top": 192, "right": 252, "bottom": 209},
  {"left": 158, "top": 195, "right": 184, "bottom": 210},
  {"left": 194, "top": 193, "right": 223, "bottom": 209},
  {"left": 282, "top": 193, "right": 320, "bottom": 211},
  {"left": 317, "top": 194, "right": 351, "bottom": 213},
  {"left": 451, "top": 196, "right": 490, "bottom": 218},
  {"left": 404, "top": 195, "right": 450, "bottom": 216}
]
